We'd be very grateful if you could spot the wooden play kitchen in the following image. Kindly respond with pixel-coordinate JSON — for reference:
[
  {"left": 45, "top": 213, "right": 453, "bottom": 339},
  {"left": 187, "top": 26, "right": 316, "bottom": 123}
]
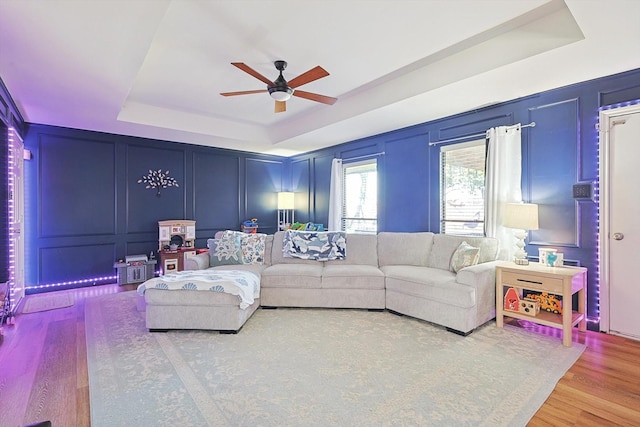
[{"left": 495, "top": 261, "right": 587, "bottom": 347}]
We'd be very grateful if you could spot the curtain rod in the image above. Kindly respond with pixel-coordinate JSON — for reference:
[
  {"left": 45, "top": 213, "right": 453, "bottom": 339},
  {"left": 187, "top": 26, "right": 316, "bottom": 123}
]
[
  {"left": 340, "top": 151, "right": 385, "bottom": 162},
  {"left": 428, "top": 122, "right": 536, "bottom": 147}
]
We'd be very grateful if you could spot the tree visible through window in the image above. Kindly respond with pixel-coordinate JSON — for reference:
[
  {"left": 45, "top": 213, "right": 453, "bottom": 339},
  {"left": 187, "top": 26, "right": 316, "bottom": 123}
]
[
  {"left": 440, "top": 140, "right": 486, "bottom": 236},
  {"left": 342, "top": 160, "right": 377, "bottom": 233}
]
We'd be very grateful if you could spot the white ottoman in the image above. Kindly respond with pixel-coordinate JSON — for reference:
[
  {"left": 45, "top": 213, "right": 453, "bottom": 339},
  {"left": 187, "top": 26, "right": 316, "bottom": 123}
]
[{"left": 138, "top": 270, "right": 260, "bottom": 333}]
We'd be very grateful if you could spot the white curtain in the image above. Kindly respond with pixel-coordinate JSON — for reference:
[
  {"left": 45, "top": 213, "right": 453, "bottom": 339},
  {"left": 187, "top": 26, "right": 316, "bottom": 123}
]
[
  {"left": 328, "top": 158, "right": 343, "bottom": 231},
  {"left": 485, "top": 125, "right": 522, "bottom": 260}
]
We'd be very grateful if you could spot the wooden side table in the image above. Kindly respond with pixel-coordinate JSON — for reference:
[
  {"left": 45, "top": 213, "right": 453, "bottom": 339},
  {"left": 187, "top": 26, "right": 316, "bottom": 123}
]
[{"left": 495, "top": 262, "right": 587, "bottom": 347}]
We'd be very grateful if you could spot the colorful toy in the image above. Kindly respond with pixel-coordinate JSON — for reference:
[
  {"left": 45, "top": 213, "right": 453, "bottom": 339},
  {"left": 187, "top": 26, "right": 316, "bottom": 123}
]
[
  {"left": 525, "top": 292, "right": 562, "bottom": 314},
  {"left": 503, "top": 287, "right": 520, "bottom": 312},
  {"left": 518, "top": 298, "right": 540, "bottom": 316},
  {"left": 242, "top": 218, "right": 259, "bottom": 234}
]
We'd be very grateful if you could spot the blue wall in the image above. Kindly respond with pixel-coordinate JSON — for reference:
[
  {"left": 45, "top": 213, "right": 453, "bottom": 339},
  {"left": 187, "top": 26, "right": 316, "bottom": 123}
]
[
  {"left": 289, "top": 68, "right": 640, "bottom": 324},
  {"left": 23, "top": 125, "right": 286, "bottom": 290}
]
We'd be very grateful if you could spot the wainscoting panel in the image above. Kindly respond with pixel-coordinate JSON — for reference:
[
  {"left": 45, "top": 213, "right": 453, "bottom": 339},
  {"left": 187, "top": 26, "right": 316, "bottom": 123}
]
[
  {"left": 384, "top": 133, "right": 430, "bottom": 232},
  {"left": 39, "top": 243, "right": 116, "bottom": 283},
  {"left": 125, "top": 240, "right": 159, "bottom": 260},
  {"left": 311, "top": 155, "right": 333, "bottom": 226},
  {"left": 436, "top": 113, "right": 513, "bottom": 141},
  {"left": 245, "top": 158, "right": 284, "bottom": 234},
  {"left": 39, "top": 134, "right": 116, "bottom": 238},
  {"left": 127, "top": 144, "right": 186, "bottom": 234},
  {"left": 291, "top": 158, "right": 311, "bottom": 223},
  {"left": 192, "top": 152, "right": 240, "bottom": 232},
  {"left": 528, "top": 98, "right": 580, "bottom": 247}
]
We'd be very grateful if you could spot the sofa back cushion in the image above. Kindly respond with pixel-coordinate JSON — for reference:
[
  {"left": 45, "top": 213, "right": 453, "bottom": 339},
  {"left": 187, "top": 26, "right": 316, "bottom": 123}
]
[
  {"left": 324, "top": 233, "right": 379, "bottom": 267},
  {"left": 377, "top": 232, "right": 434, "bottom": 267},
  {"left": 271, "top": 231, "right": 323, "bottom": 265},
  {"left": 263, "top": 234, "right": 273, "bottom": 266},
  {"left": 426, "top": 234, "right": 499, "bottom": 270}
]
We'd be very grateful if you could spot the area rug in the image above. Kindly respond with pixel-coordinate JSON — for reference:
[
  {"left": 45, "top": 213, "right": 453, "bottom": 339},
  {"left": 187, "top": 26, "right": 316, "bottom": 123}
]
[
  {"left": 85, "top": 291, "right": 585, "bottom": 427},
  {"left": 22, "top": 292, "right": 74, "bottom": 313}
]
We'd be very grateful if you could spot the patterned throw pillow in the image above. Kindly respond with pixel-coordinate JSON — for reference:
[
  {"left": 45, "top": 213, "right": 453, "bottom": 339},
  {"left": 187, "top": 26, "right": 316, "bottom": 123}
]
[
  {"left": 282, "top": 230, "right": 347, "bottom": 261},
  {"left": 208, "top": 234, "right": 242, "bottom": 267},
  {"left": 240, "top": 232, "right": 267, "bottom": 264},
  {"left": 221, "top": 230, "right": 267, "bottom": 265},
  {"left": 449, "top": 241, "right": 480, "bottom": 273}
]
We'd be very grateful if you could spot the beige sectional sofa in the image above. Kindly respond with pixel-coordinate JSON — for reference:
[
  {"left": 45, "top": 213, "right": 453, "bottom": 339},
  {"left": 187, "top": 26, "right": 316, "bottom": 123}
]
[{"left": 146, "top": 231, "right": 500, "bottom": 335}]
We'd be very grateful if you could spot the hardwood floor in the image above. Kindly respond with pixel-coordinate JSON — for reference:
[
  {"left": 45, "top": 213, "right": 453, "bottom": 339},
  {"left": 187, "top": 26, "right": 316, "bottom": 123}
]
[{"left": 0, "top": 284, "right": 639, "bottom": 426}]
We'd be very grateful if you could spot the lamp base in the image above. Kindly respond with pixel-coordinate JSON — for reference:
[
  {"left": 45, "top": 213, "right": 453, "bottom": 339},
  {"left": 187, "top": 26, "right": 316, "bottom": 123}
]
[{"left": 512, "top": 229, "right": 529, "bottom": 262}]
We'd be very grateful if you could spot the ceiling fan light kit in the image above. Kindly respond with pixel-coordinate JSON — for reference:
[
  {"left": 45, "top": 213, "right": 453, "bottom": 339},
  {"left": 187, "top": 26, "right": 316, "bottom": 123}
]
[
  {"left": 221, "top": 60, "right": 337, "bottom": 112},
  {"left": 269, "top": 87, "right": 293, "bottom": 101}
]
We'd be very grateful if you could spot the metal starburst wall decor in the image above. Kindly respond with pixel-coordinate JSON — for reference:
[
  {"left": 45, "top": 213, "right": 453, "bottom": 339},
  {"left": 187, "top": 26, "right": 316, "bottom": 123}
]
[{"left": 137, "top": 169, "right": 179, "bottom": 197}]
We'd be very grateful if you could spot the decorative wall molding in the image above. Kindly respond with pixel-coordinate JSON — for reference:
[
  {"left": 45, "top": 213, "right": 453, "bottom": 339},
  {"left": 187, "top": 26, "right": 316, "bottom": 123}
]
[{"left": 527, "top": 98, "right": 580, "bottom": 248}]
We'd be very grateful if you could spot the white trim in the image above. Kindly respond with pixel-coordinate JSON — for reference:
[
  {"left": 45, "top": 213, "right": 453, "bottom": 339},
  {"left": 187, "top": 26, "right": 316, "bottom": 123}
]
[{"left": 598, "top": 103, "right": 640, "bottom": 333}]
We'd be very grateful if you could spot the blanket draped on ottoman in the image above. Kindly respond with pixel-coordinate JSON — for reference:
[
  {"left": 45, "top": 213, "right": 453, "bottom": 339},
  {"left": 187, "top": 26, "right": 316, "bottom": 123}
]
[{"left": 137, "top": 270, "right": 260, "bottom": 309}]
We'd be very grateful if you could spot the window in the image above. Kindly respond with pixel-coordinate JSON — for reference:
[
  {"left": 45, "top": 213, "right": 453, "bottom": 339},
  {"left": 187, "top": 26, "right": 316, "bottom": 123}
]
[
  {"left": 440, "top": 140, "right": 486, "bottom": 236},
  {"left": 342, "top": 159, "right": 377, "bottom": 233}
]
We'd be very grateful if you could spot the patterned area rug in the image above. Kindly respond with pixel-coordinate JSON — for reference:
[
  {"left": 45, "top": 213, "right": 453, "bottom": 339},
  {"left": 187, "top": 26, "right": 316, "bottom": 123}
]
[
  {"left": 85, "top": 291, "right": 585, "bottom": 427},
  {"left": 22, "top": 292, "right": 74, "bottom": 313}
]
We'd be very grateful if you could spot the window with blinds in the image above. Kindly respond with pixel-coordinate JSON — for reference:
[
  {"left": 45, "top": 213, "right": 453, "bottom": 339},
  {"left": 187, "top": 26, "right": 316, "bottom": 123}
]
[
  {"left": 440, "top": 140, "right": 486, "bottom": 236},
  {"left": 342, "top": 159, "right": 377, "bottom": 233}
]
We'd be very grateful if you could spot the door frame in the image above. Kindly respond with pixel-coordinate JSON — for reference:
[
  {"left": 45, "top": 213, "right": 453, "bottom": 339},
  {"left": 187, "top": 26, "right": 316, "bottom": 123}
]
[{"left": 598, "top": 103, "right": 640, "bottom": 334}]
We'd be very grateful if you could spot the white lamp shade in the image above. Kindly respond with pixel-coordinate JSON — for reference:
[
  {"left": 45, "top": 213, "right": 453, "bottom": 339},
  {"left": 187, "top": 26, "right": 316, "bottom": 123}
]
[
  {"left": 503, "top": 203, "right": 539, "bottom": 230},
  {"left": 277, "top": 192, "right": 295, "bottom": 209}
]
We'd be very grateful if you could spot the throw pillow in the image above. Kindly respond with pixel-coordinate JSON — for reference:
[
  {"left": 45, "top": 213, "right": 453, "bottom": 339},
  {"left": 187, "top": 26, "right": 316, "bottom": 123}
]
[
  {"left": 282, "top": 230, "right": 346, "bottom": 261},
  {"left": 449, "top": 241, "right": 480, "bottom": 273},
  {"left": 239, "top": 232, "right": 267, "bottom": 264},
  {"left": 207, "top": 235, "right": 242, "bottom": 267},
  {"left": 221, "top": 230, "right": 267, "bottom": 264}
]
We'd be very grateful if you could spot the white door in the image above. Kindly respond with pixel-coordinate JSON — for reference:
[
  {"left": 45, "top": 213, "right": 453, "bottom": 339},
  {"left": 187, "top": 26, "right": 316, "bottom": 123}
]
[
  {"left": 600, "top": 105, "right": 640, "bottom": 340},
  {"left": 8, "top": 128, "right": 25, "bottom": 310}
]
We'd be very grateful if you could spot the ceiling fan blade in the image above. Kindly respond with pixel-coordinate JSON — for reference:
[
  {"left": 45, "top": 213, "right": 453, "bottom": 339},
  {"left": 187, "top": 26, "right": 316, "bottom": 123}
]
[
  {"left": 275, "top": 100, "right": 286, "bottom": 113},
  {"left": 231, "top": 62, "right": 274, "bottom": 85},
  {"left": 220, "top": 90, "right": 267, "bottom": 97},
  {"left": 287, "top": 66, "right": 329, "bottom": 88},
  {"left": 292, "top": 90, "right": 338, "bottom": 105}
]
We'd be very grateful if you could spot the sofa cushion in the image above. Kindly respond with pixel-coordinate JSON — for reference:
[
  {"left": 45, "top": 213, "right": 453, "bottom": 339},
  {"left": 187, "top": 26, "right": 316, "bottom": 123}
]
[
  {"left": 261, "top": 264, "right": 323, "bottom": 288},
  {"left": 377, "top": 232, "right": 435, "bottom": 267},
  {"left": 426, "top": 234, "right": 499, "bottom": 270},
  {"left": 263, "top": 234, "right": 273, "bottom": 266},
  {"left": 322, "top": 265, "right": 385, "bottom": 289},
  {"left": 382, "top": 265, "right": 475, "bottom": 308},
  {"left": 324, "top": 233, "right": 379, "bottom": 267},
  {"left": 449, "top": 241, "right": 480, "bottom": 273},
  {"left": 270, "top": 231, "right": 322, "bottom": 265}
]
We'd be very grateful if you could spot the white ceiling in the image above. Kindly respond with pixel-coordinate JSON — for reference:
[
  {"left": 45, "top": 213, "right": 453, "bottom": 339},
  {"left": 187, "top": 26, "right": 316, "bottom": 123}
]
[{"left": 1, "top": 0, "right": 639, "bottom": 156}]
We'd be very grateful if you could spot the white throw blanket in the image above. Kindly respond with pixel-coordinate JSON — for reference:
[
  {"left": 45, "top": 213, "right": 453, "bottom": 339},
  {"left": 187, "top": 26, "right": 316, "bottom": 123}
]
[{"left": 137, "top": 270, "right": 260, "bottom": 309}]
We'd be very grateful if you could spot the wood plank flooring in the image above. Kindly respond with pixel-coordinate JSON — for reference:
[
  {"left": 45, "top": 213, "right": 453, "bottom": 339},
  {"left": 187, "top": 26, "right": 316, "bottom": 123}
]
[{"left": 0, "top": 284, "right": 639, "bottom": 426}]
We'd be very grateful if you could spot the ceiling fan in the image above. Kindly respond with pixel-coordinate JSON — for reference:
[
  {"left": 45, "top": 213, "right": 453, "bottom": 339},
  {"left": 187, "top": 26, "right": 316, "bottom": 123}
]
[{"left": 220, "top": 60, "right": 338, "bottom": 113}]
